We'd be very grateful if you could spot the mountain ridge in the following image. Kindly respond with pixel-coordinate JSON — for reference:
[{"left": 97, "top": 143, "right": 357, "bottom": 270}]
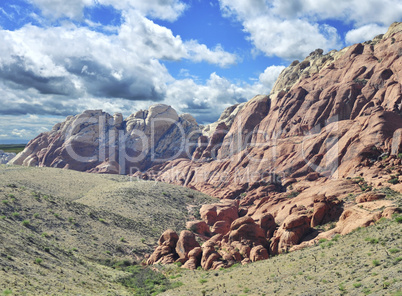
[{"left": 7, "top": 22, "right": 402, "bottom": 272}]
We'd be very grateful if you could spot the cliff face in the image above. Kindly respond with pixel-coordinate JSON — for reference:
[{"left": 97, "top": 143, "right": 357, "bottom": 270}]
[
  {"left": 9, "top": 105, "right": 201, "bottom": 174},
  {"left": 138, "top": 23, "right": 402, "bottom": 201}
]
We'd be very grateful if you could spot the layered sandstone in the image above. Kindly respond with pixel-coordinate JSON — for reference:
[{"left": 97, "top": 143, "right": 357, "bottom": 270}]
[{"left": 141, "top": 22, "right": 402, "bottom": 201}]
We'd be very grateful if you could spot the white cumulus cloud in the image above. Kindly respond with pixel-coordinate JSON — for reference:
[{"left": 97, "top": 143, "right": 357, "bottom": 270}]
[
  {"left": 345, "top": 24, "right": 389, "bottom": 44},
  {"left": 218, "top": 0, "right": 402, "bottom": 60}
]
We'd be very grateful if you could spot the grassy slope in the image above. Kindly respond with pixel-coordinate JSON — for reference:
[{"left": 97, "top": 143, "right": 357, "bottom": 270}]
[
  {"left": 163, "top": 217, "right": 402, "bottom": 296},
  {"left": 0, "top": 165, "right": 215, "bottom": 295},
  {"left": 0, "top": 165, "right": 401, "bottom": 295}
]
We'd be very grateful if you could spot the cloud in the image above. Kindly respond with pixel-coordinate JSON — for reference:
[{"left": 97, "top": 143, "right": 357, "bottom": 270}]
[
  {"left": 184, "top": 41, "right": 237, "bottom": 67},
  {"left": 218, "top": 0, "right": 340, "bottom": 60},
  {"left": 28, "top": 0, "right": 92, "bottom": 20},
  {"left": 270, "top": 0, "right": 402, "bottom": 26},
  {"left": 165, "top": 66, "right": 283, "bottom": 123},
  {"left": 259, "top": 65, "right": 286, "bottom": 88},
  {"left": 218, "top": 0, "right": 402, "bottom": 60},
  {"left": 0, "top": 114, "right": 65, "bottom": 142},
  {"left": 0, "top": 9, "right": 240, "bottom": 120},
  {"left": 345, "top": 24, "right": 389, "bottom": 44},
  {"left": 29, "top": 0, "right": 187, "bottom": 21}
]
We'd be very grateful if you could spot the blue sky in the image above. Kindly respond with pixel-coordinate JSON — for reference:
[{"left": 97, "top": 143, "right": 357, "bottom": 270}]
[{"left": 0, "top": 0, "right": 401, "bottom": 143}]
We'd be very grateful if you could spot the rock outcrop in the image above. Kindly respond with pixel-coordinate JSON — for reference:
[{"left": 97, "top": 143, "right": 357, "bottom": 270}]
[
  {"left": 9, "top": 105, "right": 201, "bottom": 174},
  {"left": 141, "top": 22, "right": 402, "bottom": 203},
  {"left": 0, "top": 150, "right": 16, "bottom": 164}
]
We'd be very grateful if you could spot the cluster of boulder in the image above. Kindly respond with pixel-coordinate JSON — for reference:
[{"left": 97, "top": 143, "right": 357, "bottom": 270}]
[
  {"left": 147, "top": 194, "right": 345, "bottom": 270},
  {"left": 147, "top": 181, "right": 401, "bottom": 270}
]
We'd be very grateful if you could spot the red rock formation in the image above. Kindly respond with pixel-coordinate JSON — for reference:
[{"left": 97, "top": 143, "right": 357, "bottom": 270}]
[
  {"left": 140, "top": 24, "right": 402, "bottom": 203},
  {"left": 270, "top": 214, "right": 311, "bottom": 255},
  {"left": 175, "top": 230, "right": 200, "bottom": 262},
  {"left": 355, "top": 192, "right": 386, "bottom": 203},
  {"left": 186, "top": 220, "right": 211, "bottom": 237},
  {"left": 199, "top": 200, "right": 238, "bottom": 226},
  {"left": 147, "top": 229, "right": 179, "bottom": 265}
]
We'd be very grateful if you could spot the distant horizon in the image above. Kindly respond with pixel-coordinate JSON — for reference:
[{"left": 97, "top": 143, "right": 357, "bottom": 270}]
[{"left": 0, "top": 140, "right": 28, "bottom": 145}]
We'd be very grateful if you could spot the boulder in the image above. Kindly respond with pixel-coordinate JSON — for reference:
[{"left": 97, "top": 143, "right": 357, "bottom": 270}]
[
  {"left": 211, "top": 220, "right": 231, "bottom": 235},
  {"left": 147, "top": 229, "right": 179, "bottom": 265},
  {"left": 158, "top": 229, "right": 179, "bottom": 248},
  {"left": 258, "top": 213, "right": 277, "bottom": 239},
  {"left": 201, "top": 244, "right": 221, "bottom": 270},
  {"left": 175, "top": 230, "right": 200, "bottom": 261},
  {"left": 186, "top": 220, "right": 211, "bottom": 236},
  {"left": 200, "top": 200, "right": 238, "bottom": 226},
  {"left": 182, "top": 247, "right": 202, "bottom": 270},
  {"left": 228, "top": 217, "right": 268, "bottom": 248},
  {"left": 311, "top": 195, "right": 342, "bottom": 227},
  {"left": 271, "top": 214, "right": 311, "bottom": 255},
  {"left": 306, "top": 172, "right": 320, "bottom": 181},
  {"left": 250, "top": 245, "right": 269, "bottom": 262},
  {"left": 356, "top": 192, "right": 386, "bottom": 203}
]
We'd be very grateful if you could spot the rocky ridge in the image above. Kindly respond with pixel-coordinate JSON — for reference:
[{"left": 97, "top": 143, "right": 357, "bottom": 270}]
[{"left": 144, "top": 23, "right": 402, "bottom": 270}]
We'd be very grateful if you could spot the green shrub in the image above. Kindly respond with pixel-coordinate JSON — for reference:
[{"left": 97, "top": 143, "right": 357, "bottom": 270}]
[
  {"left": 388, "top": 177, "right": 399, "bottom": 185},
  {"left": 199, "top": 279, "right": 207, "bottom": 284},
  {"left": 389, "top": 248, "right": 400, "bottom": 254},
  {"left": 338, "top": 283, "right": 346, "bottom": 292},
  {"left": 119, "top": 265, "right": 172, "bottom": 295},
  {"left": 353, "top": 283, "right": 362, "bottom": 288},
  {"left": 12, "top": 212, "right": 19, "bottom": 217},
  {"left": 34, "top": 258, "right": 43, "bottom": 265},
  {"left": 21, "top": 220, "right": 30, "bottom": 227},
  {"left": 372, "top": 259, "right": 381, "bottom": 266},
  {"left": 365, "top": 237, "right": 379, "bottom": 244},
  {"left": 287, "top": 191, "right": 300, "bottom": 198}
]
